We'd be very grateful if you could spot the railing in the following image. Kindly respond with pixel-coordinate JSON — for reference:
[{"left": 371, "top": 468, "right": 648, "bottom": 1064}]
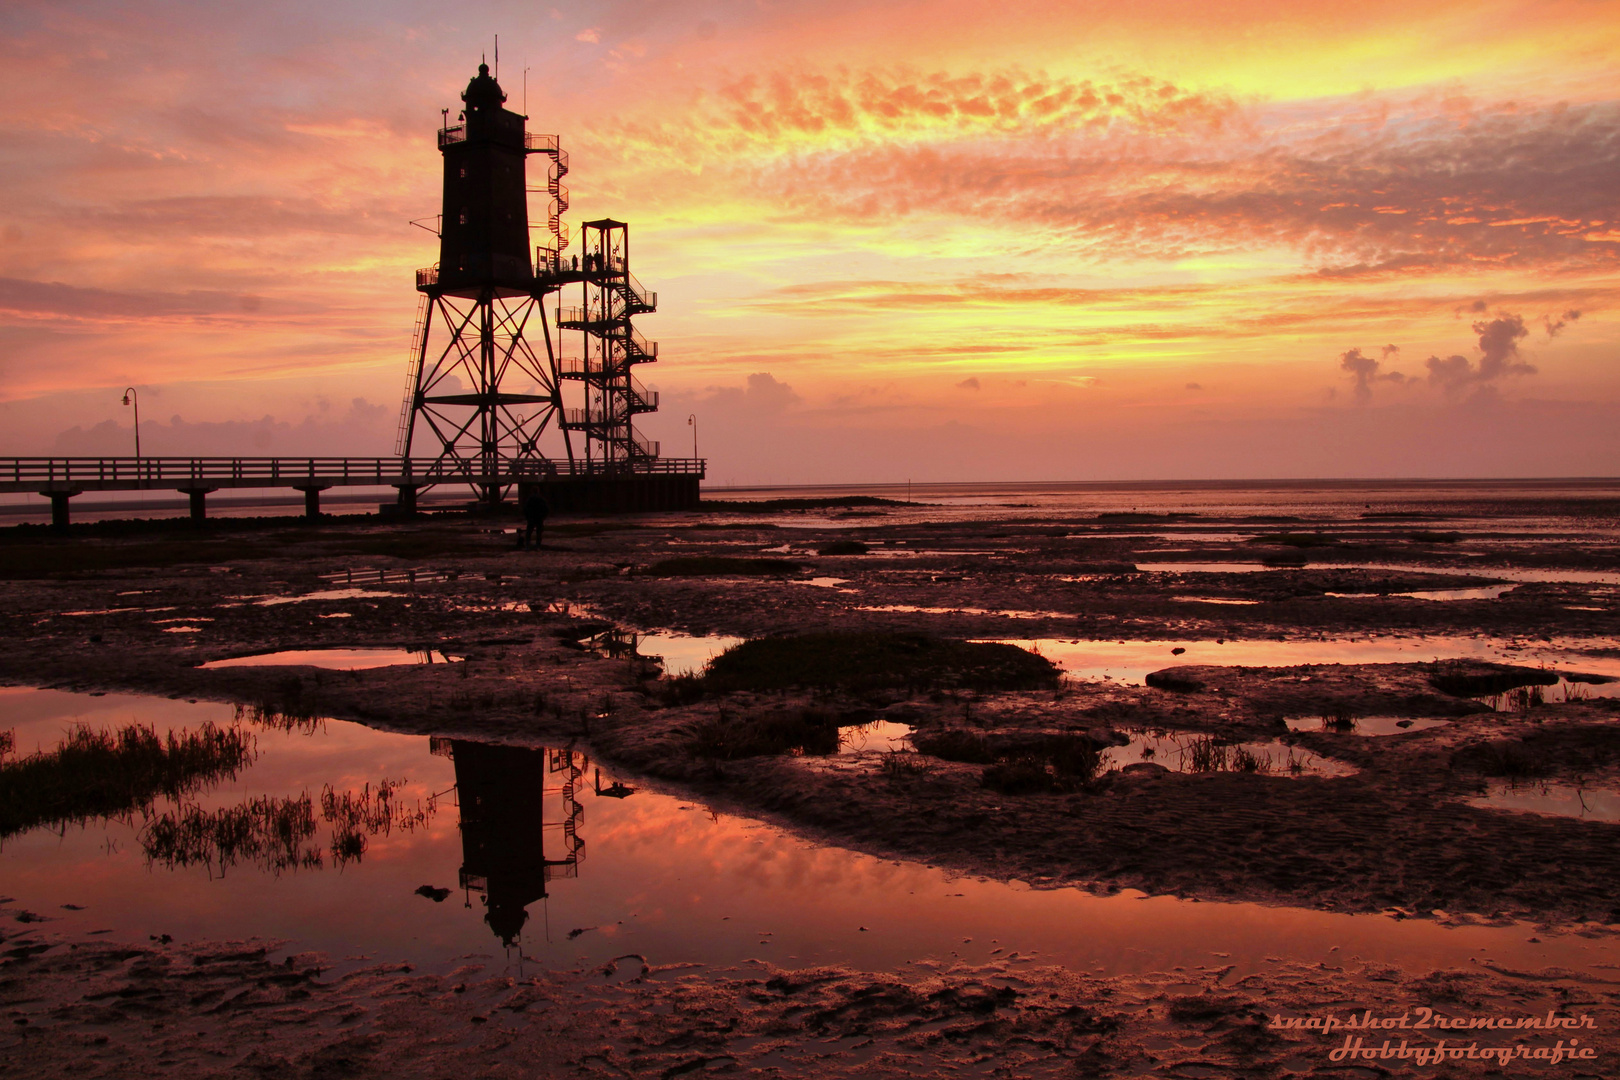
[
  {"left": 626, "top": 329, "right": 658, "bottom": 361},
  {"left": 416, "top": 264, "right": 439, "bottom": 288},
  {"left": 0, "top": 455, "right": 706, "bottom": 489},
  {"left": 395, "top": 294, "right": 430, "bottom": 455},
  {"left": 622, "top": 272, "right": 656, "bottom": 311},
  {"left": 438, "top": 125, "right": 467, "bottom": 148},
  {"left": 525, "top": 132, "right": 560, "bottom": 154},
  {"left": 626, "top": 375, "right": 658, "bottom": 411}
]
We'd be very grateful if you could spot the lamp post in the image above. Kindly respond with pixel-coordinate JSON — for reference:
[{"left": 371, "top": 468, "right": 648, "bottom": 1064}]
[
  {"left": 121, "top": 387, "right": 141, "bottom": 460},
  {"left": 687, "top": 413, "right": 697, "bottom": 460}
]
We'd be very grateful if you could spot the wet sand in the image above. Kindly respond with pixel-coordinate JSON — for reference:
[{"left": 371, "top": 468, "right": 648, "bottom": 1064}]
[
  {"left": 3, "top": 490, "right": 1619, "bottom": 1074},
  {"left": 5, "top": 919, "right": 1617, "bottom": 1079}
]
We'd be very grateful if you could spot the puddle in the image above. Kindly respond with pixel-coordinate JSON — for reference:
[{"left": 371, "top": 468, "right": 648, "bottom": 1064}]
[
  {"left": 1145, "top": 562, "right": 1620, "bottom": 586},
  {"left": 200, "top": 648, "right": 459, "bottom": 670},
  {"left": 1284, "top": 716, "right": 1452, "bottom": 736},
  {"left": 318, "top": 567, "right": 448, "bottom": 586},
  {"left": 1101, "top": 731, "right": 1354, "bottom": 777},
  {"left": 1171, "top": 596, "right": 1262, "bottom": 605},
  {"left": 793, "top": 577, "right": 850, "bottom": 589},
  {"left": 1468, "top": 781, "right": 1620, "bottom": 823},
  {"left": 5, "top": 687, "right": 1617, "bottom": 981},
  {"left": 858, "top": 604, "right": 1074, "bottom": 619},
  {"left": 256, "top": 589, "right": 404, "bottom": 606},
  {"left": 984, "top": 636, "right": 1620, "bottom": 687},
  {"left": 1472, "top": 677, "right": 1620, "bottom": 709},
  {"left": 838, "top": 720, "right": 913, "bottom": 754},
  {"left": 1325, "top": 587, "right": 1516, "bottom": 601},
  {"left": 585, "top": 629, "right": 745, "bottom": 677}
]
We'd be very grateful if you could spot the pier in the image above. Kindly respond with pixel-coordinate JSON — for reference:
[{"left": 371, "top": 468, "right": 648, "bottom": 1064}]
[{"left": 1, "top": 456, "right": 706, "bottom": 527}]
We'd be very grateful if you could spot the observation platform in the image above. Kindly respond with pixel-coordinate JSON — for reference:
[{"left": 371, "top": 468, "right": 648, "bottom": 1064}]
[{"left": 2, "top": 456, "right": 705, "bottom": 527}]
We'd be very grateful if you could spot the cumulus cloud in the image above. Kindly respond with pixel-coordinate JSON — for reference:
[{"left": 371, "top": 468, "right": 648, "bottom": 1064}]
[
  {"left": 1338, "top": 345, "right": 1406, "bottom": 404},
  {"left": 698, "top": 372, "right": 801, "bottom": 414},
  {"left": 956, "top": 377, "right": 981, "bottom": 390},
  {"left": 1425, "top": 314, "right": 1537, "bottom": 396}
]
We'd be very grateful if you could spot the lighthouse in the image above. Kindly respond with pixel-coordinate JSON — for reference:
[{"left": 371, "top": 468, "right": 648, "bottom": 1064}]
[
  {"left": 393, "top": 62, "right": 698, "bottom": 510},
  {"left": 434, "top": 63, "right": 535, "bottom": 290}
]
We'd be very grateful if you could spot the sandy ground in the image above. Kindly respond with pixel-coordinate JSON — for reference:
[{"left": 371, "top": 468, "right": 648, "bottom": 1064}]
[
  {"left": 3, "top": 496, "right": 1619, "bottom": 1075},
  {"left": 6, "top": 915, "right": 1618, "bottom": 1079}
]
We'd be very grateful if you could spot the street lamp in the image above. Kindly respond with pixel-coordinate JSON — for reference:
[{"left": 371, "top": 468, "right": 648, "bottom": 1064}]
[
  {"left": 687, "top": 413, "right": 697, "bottom": 460},
  {"left": 121, "top": 387, "right": 141, "bottom": 459}
]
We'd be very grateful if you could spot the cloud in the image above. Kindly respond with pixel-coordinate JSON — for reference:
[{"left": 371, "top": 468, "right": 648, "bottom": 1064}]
[
  {"left": 713, "top": 68, "right": 1240, "bottom": 144},
  {"left": 955, "top": 377, "right": 981, "bottom": 390},
  {"left": 49, "top": 397, "right": 394, "bottom": 456},
  {"left": 737, "top": 95, "right": 1620, "bottom": 273},
  {"left": 1339, "top": 344, "right": 1407, "bottom": 404},
  {"left": 1543, "top": 309, "right": 1582, "bottom": 338},
  {"left": 1424, "top": 313, "right": 1537, "bottom": 396},
  {"left": 696, "top": 372, "right": 801, "bottom": 415},
  {"left": 1185, "top": 382, "right": 1203, "bottom": 390},
  {"left": 0, "top": 277, "right": 268, "bottom": 322}
]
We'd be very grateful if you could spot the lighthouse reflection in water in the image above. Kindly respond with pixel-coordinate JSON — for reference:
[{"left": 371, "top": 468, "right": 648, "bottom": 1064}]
[{"left": 432, "top": 738, "right": 632, "bottom": 948}]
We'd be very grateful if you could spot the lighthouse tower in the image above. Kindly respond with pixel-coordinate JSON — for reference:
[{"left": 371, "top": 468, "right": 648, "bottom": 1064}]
[{"left": 394, "top": 62, "right": 683, "bottom": 507}]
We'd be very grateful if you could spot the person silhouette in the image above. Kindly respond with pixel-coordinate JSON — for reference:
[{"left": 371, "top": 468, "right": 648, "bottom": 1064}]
[{"left": 519, "top": 492, "right": 550, "bottom": 549}]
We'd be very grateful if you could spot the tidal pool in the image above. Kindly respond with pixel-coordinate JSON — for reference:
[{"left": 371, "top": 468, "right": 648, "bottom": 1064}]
[
  {"left": 1324, "top": 586, "right": 1517, "bottom": 601},
  {"left": 1100, "top": 731, "right": 1354, "bottom": 777},
  {"left": 982, "top": 636, "right": 1620, "bottom": 688},
  {"left": 837, "top": 720, "right": 913, "bottom": 754},
  {"left": 1284, "top": 716, "right": 1452, "bottom": 736},
  {"left": 1468, "top": 781, "right": 1620, "bottom": 823},
  {"left": 255, "top": 589, "right": 405, "bottom": 606},
  {"left": 5, "top": 688, "right": 1616, "bottom": 983},
  {"left": 584, "top": 629, "right": 746, "bottom": 677},
  {"left": 200, "top": 648, "right": 459, "bottom": 670},
  {"left": 1144, "top": 562, "right": 1620, "bottom": 586}
]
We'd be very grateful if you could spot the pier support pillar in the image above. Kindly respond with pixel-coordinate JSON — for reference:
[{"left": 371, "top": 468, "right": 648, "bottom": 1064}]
[
  {"left": 182, "top": 488, "right": 217, "bottom": 522},
  {"left": 296, "top": 485, "right": 330, "bottom": 520},
  {"left": 42, "top": 490, "right": 78, "bottom": 531},
  {"left": 394, "top": 485, "right": 418, "bottom": 516}
]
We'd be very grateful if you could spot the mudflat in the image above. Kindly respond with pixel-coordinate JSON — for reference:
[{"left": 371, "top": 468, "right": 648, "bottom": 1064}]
[{"left": 3, "top": 484, "right": 1618, "bottom": 1076}]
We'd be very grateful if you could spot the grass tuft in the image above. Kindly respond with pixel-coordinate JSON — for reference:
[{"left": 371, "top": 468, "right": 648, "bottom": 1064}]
[{"left": 1, "top": 722, "right": 255, "bottom": 840}]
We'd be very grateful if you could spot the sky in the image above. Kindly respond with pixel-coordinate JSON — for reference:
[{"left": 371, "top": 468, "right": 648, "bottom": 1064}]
[{"left": 0, "top": 0, "right": 1617, "bottom": 484}]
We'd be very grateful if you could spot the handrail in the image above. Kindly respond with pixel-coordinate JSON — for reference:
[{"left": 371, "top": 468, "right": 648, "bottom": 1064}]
[{"left": 0, "top": 455, "right": 706, "bottom": 488}]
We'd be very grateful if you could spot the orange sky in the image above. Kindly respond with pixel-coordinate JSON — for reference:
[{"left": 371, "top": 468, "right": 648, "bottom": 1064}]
[{"left": 0, "top": 0, "right": 1616, "bottom": 482}]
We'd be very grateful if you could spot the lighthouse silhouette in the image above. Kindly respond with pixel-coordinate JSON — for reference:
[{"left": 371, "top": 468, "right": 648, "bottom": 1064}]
[
  {"left": 436, "top": 63, "right": 533, "bottom": 289},
  {"left": 394, "top": 62, "right": 701, "bottom": 511}
]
